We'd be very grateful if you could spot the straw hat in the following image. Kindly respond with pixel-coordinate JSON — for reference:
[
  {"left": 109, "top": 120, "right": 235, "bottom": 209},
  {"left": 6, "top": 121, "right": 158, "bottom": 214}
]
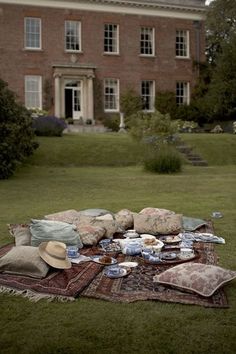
[{"left": 38, "top": 241, "right": 71, "bottom": 269}]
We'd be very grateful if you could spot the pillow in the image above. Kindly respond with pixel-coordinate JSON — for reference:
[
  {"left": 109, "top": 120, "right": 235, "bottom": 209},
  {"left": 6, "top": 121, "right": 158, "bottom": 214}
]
[
  {"left": 133, "top": 213, "right": 182, "bottom": 235},
  {"left": 75, "top": 213, "right": 123, "bottom": 239},
  {"left": 115, "top": 209, "right": 134, "bottom": 230},
  {"left": 44, "top": 209, "right": 79, "bottom": 224},
  {"left": 30, "top": 219, "right": 83, "bottom": 248},
  {"left": 77, "top": 209, "right": 113, "bottom": 218},
  {"left": 153, "top": 262, "right": 236, "bottom": 297},
  {"left": 0, "top": 246, "right": 49, "bottom": 278},
  {"left": 139, "top": 207, "right": 175, "bottom": 217},
  {"left": 182, "top": 216, "right": 207, "bottom": 231},
  {"left": 77, "top": 225, "right": 106, "bottom": 246},
  {"left": 8, "top": 224, "right": 31, "bottom": 246}
]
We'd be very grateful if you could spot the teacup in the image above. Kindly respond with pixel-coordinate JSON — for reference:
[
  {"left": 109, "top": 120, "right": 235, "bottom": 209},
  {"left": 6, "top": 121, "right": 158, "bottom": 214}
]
[
  {"left": 108, "top": 266, "right": 122, "bottom": 276},
  {"left": 179, "top": 248, "right": 194, "bottom": 259},
  {"left": 141, "top": 248, "right": 153, "bottom": 260},
  {"left": 149, "top": 253, "right": 161, "bottom": 264},
  {"left": 66, "top": 246, "right": 79, "bottom": 258}
]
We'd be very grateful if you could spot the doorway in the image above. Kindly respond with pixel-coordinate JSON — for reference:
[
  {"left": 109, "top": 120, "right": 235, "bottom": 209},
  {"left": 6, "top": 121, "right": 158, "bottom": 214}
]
[{"left": 65, "top": 80, "right": 82, "bottom": 120}]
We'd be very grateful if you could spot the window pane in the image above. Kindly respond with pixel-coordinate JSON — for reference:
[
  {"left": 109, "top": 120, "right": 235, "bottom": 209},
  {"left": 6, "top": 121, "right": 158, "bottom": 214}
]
[
  {"left": 25, "top": 17, "right": 41, "bottom": 49},
  {"left": 25, "top": 76, "right": 42, "bottom": 109},
  {"left": 104, "top": 24, "right": 118, "bottom": 53},
  {"left": 65, "top": 21, "right": 80, "bottom": 51},
  {"left": 140, "top": 27, "right": 154, "bottom": 55},
  {"left": 141, "top": 80, "right": 154, "bottom": 111},
  {"left": 176, "top": 82, "right": 189, "bottom": 105},
  {"left": 104, "top": 79, "right": 119, "bottom": 111},
  {"left": 176, "top": 30, "right": 188, "bottom": 57}
]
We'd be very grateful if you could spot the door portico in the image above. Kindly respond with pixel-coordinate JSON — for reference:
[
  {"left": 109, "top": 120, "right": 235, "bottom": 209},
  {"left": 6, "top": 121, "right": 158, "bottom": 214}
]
[{"left": 53, "top": 64, "right": 96, "bottom": 123}]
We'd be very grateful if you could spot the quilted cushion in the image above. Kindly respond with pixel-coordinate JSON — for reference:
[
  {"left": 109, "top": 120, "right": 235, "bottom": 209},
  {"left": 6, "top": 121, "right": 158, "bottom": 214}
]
[
  {"left": 44, "top": 209, "right": 79, "bottom": 224},
  {"left": 8, "top": 224, "right": 31, "bottom": 246},
  {"left": 78, "top": 209, "right": 113, "bottom": 217},
  {"left": 77, "top": 225, "right": 106, "bottom": 246},
  {"left": 114, "top": 209, "right": 134, "bottom": 230},
  {"left": 139, "top": 207, "right": 175, "bottom": 217},
  {"left": 133, "top": 213, "right": 182, "bottom": 235},
  {"left": 153, "top": 262, "right": 236, "bottom": 297},
  {"left": 30, "top": 219, "right": 83, "bottom": 248},
  {"left": 0, "top": 246, "right": 49, "bottom": 278}
]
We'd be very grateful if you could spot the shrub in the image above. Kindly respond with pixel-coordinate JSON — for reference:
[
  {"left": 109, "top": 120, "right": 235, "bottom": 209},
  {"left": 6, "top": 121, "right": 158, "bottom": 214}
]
[
  {"left": 32, "top": 116, "right": 67, "bottom": 136},
  {"left": 99, "top": 113, "right": 120, "bottom": 131},
  {"left": 144, "top": 145, "right": 182, "bottom": 174},
  {"left": 0, "top": 78, "right": 38, "bottom": 179},
  {"left": 155, "top": 91, "right": 177, "bottom": 118},
  {"left": 120, "top": 89, "right": 142, "bottom": 120}
]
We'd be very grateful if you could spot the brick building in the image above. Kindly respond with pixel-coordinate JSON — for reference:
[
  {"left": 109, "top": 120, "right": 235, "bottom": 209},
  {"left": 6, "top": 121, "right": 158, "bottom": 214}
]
[{"left": 0, "top": 0, "right": 206, "bottom": 123}]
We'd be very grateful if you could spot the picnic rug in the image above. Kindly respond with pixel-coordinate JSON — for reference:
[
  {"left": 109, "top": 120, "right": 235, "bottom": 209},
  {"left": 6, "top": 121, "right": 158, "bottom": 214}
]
[{"left": 0, "top": 221, "right": 229, "bottom": 307}]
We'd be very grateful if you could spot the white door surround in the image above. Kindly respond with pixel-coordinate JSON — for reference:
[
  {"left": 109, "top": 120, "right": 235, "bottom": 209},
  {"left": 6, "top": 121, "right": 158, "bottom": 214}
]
[{"left": 53, "top": 64, "right": 96, "bottom": 123}]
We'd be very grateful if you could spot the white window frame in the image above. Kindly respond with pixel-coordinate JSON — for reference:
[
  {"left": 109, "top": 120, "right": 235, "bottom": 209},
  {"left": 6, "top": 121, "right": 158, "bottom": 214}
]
[
  {"left": 104, "top": 24, "right": 119, "bottom": 54},
  {"left": 176, "top": 81, "right": 190, "bottom": 105},
  {"left": 25, "top": 75, "right": 42, "bottom": 109},
  {"left": 141, "top": 80, "right": 155, "bottom": 112},
  {"left": 65, "top": 20, "right": 81, "bottom": 52},
  {"left": 24, "top": 17, "right": 41, "bottom": 50},
  {"left": 104, "top": 78, "right": 120, "bottom": 112},
  {"left": 175, "top": 30, "right": 190, "bottom": 58},
  {"left": 140, "top": 27, "right": 155, "bottom": 56}
]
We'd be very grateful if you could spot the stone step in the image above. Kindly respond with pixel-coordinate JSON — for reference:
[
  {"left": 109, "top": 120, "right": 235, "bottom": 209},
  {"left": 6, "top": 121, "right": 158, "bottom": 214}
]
[
  {"left": 64, "top": 124, "right": 109, "bottom": 134},
  {"left": 176, "top": 140, "right": 208, "bottom": 166}
]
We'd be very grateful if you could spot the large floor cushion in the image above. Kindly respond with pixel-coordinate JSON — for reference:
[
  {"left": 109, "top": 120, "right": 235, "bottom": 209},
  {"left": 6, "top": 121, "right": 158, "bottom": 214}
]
[
  {"left": 0, "top": 246, "right": 49, "bottom": 278},
  {"left": 114, "top": 209, "right": 134, "bottom": 230},
  {"left": 30, "top": 219, "right": 82, "bottom": 248},
  {"left": 133, "top": 213, "right": 183, "bottom": 235},
  {"left": 44, "top": 209, "right": 79, "bottom": 224},
  {"left": 8, "top": 224, "right": 31, "bottom": 246}
]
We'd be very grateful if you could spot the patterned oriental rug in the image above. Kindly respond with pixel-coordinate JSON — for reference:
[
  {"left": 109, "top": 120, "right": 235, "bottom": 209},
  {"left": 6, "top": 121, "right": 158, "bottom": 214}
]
[{"left": 0, "top": 220, "right": 229, "bottom": 307}]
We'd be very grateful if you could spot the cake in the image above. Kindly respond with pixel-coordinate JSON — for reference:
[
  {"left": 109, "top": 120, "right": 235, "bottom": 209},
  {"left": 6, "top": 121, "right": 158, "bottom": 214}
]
[{"left": 99, "top": 255, "right": 112, "bottom": 264}]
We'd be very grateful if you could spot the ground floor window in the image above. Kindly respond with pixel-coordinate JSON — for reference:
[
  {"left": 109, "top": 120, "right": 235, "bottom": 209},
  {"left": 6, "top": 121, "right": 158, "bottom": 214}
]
[
  {"left": 25, "top": 75, "right": 42, "bottom": 109},
  {"left": 104, "top": 78, "right": 119, "bottom": 111},
  {"left": 141, "top": 80, "right": 155, "bottom": 111},
  {"left": 176, "top": 81, "right": 190, "bottom": 105}
]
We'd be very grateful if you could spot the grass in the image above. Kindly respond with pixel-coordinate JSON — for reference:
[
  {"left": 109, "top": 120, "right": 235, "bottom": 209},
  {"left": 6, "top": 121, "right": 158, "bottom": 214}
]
[{"left": 0, "top": 133, "right": 236, "bottom": 354}]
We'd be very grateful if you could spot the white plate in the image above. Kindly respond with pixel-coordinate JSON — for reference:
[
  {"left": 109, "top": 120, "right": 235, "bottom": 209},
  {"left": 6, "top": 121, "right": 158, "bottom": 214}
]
[
  {"left": 140, "top": 234, "right": 156, "bottom": 240},
  {"left": 92, "top": 256, "right": 117, "bottom": 265},
  {"left": 104, "top": 267, "right": 130, "bottom": 278},
  {"left": 118, "top": 261, "right": 138, "bottom": 268}
]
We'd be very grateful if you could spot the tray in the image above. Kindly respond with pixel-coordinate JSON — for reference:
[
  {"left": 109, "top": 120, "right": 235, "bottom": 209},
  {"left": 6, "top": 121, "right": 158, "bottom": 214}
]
[{"left": 139, "top": 250, "right": 199, "bottom": 265}]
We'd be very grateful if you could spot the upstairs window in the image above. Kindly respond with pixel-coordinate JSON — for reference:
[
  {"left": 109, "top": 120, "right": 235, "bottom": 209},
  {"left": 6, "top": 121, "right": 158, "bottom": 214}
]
[
  {"left": 104, "top": 78, "right": 119, "bottom": 111},
  {"left": 176, "top": 82, "right": 190, "bottom": 105},
  {"left": 24, "top": 17, "right": 41, "bottom": 49},
  {"left": 65, "top": 20, "right": 81, "bottom": 52},
  {"left": 104, "top": 24, "right": 119, "bottom": 54},
  {"left": 25, "top": 75, "right": 42, "bottom": 109},
  {"left": 141, "top": 80, "right": 155, "bottom": 111},
  {"left": 176, "top": 30, "right": 189, "bottom": 57},
  {"left": 140, "top": 27, "right": 155, "bottom": 56}
]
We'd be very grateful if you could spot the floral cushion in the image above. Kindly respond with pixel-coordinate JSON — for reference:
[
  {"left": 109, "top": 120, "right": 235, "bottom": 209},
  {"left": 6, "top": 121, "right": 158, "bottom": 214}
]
[
  {"left": 30, "top": 219, "right": 83, "bottom": 248},
  {"left": 77, "top": 209, "right": 113, "bottom": 217},
  {"left": 77, "top": 225, "right": 106, "bottom": 246},
  {"left": 153, "top": 262, "right": 236, "bottom": 297},
  {"left": 114, "top": 209, "right": 134, "bottom": 230},
  {"left": 0, "top": 246, "right": 49, "bottom": 278},
  {"left": 44, "top": 209, "right": 80, "bottom": 224},
  {"left": 8, "top": 224, "right": 31, "bottom": 246},
  {"left": 76, "top": 213, "right": 123, "bottom": 238},
  {"left": 133, "top": 213, "right": 182, "bottom": 235},
  {"left": 139, "top": 207, "right": 175, "bottom": 217}
]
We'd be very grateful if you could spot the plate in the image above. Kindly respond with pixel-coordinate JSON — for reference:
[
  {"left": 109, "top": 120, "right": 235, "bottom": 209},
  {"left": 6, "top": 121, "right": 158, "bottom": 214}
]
[
  {"left": 92, "top": 256, "right": 117, "bottom": 265},
  {"left": 160, "top": 236, "right": 181, "bottom": 244},
  {"left": 68, "top": 252, "right": 80, "bottom": 259},
  {"left": 161, "top": 252, "right": 177, "bottom": 260},
  {"left": 104, "top": 267, "right": 131, "bottom": 278},
  {"left": 118, "top": 261, "right": 138, "bottom": 268}
]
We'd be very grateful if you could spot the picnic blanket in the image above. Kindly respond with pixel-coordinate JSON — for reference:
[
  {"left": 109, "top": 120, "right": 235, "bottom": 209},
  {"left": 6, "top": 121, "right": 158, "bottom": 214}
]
[{"left": 0, "top": 222, "right": 230, "bottom": 307}]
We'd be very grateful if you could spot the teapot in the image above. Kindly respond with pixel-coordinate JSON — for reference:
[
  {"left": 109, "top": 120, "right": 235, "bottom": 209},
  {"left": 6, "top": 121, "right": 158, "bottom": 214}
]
[{"left": 122, "top": 241, "right": 142, "bottom": 256}]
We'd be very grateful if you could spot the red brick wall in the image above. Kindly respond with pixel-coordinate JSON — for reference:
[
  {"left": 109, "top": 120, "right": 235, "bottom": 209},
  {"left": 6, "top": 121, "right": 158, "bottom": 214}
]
[{"left": 0, "top": 3, "right": 205, "bottom": 117}]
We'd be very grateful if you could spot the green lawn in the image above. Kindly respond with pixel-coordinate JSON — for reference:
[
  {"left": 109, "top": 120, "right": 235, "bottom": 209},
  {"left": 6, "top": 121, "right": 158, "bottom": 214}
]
[{"left": 0, "top": 133, "right": 235, "bottom": 354}]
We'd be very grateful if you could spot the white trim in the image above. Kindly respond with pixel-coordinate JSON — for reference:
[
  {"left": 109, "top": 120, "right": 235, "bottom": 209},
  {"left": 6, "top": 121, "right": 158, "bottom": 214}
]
[
  {"left": 64, "top": 20, "right": 82, "bottom": 53},
  {"left": 175, "top": 29, "right": 190, "bottom": 58},
  {"left": 25, "top": 75, "right": 42, "bottom": 109},
  {"left": 104, "top": 78, "right": 120, "bottom": 112},
  {"left": 24, "top": 17, "right": 42, "bottom": 50},
  {"left": 0, "top": 1, "right": 206, "bottom": 21}
]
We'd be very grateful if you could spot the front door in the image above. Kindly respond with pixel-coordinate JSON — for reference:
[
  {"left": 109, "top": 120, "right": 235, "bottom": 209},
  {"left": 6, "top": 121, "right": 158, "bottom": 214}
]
[{"left": 65, "top": 80, "right": 83, "bottom": 120}]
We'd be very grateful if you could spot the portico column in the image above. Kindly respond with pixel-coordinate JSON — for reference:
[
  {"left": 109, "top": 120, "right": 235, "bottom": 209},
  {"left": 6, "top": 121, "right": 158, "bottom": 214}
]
[
  {"left": 54, "top": 74, "right": 61, "bottom": 117},
  {"left": 87, "top": 76, "right": 94, "bottom": 123}
]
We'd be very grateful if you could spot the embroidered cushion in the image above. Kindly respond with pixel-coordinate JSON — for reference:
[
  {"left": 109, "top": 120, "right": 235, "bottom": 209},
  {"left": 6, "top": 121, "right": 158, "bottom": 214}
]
[
  {"left": 115, "top": 209, "right": 134, "bottom": 230},
  {"left": 78, "top": 209, "right": 113, "bottom": 217},
  {"left": 77, "top": 225, "right": 106, "bottom": 246},
  {"left": 139, "top": 207, "right": 175, "bottom": 217},
  {"left": 30, "top": 219, "right": 83, "bottom": 248},
  {"left": 0, "top": 246, "right": 49, "bottom": 278},
  {"left": 133, "top": 213, "right": 182, "bottom": 235},
  {"left": 153, "top": 262, "right": 236, "bottom": 297},
  {"left": 8, "top": 224, "right": 31, "bottom": 246},
  {"left": 44, "top": 209, "right": 79, "bottom": 224}
]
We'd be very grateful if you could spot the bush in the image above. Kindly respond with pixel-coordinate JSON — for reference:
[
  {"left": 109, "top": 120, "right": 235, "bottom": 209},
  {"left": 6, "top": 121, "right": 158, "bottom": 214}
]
[
  {"left": 99, "top": 113, "right": 120, "bottom": 132},
  {"left": 155, "top": 91, "right": 177, "bottom": 118},
  {"left": 144, "top": 145, "right": 182, "bottom": 174},
  {"left": 32, "top": 116, "right": 67, "bottom": 136},
  {"left": 120, "top": 89, "right": 142, "bottom": 120},
  {"left": 0, "top": 78, "right": 38, "bottom": 179}
]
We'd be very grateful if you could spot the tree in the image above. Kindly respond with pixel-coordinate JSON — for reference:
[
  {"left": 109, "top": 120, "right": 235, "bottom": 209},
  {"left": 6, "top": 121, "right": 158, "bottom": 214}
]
[{"left": 0, "top": 78, "right": 38, "bottom": 179}]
